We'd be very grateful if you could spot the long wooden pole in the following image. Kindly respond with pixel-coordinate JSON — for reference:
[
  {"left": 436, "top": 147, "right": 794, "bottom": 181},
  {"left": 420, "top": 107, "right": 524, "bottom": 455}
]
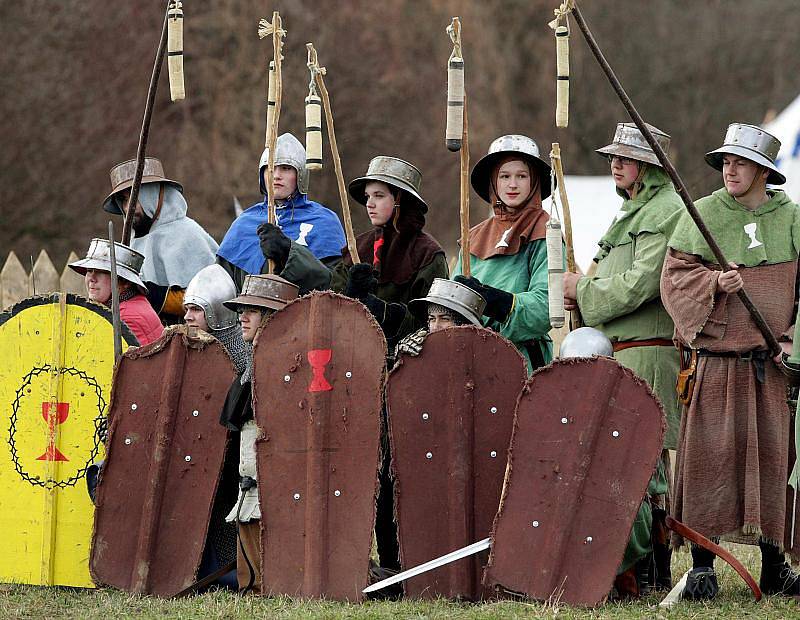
[
  {"left": 121, "top": 4, "right": 170, "bottom": 245},
  {"left": 550, "top": 143, "right": 581, "bottom": 328},
  {"left": 108, "top": 222, "right": 123, "bottom": 362},
  {"left": 260, "top": 12, "right": 285, "bottom": 274},
  {"left": 570, "top": 1, "right": 780, "bottom": 356},
  {"left": 306, "top": 43, "right": 360, "bottom": 263},
  {"left": 459, "top": 93, "right": 471, "bottom": 277}
]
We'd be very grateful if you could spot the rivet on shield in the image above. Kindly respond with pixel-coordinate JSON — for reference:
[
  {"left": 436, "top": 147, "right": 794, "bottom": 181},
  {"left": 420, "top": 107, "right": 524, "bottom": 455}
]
[
  {"left": 612, "top": 430, "right": 620, "bottom": 438},
  {"left": 131, "top": 403, "right": 138, "bottom": 411},
  {"left": 532, "top": 520, "right": 540, "bottom": 527},
  {"left": 422, "top": 412, "right": 429, "bottom": 421},
  {"left": 490, "top": 406, "right": 498, "bottom": 414},
  {"left": 185, "top": 455, "right": 191, "bottom": 462},
  {"left": 561, "top": 417, "right": 568, "bottom": 424},
  {"left": 585, "top": 536, "right": 593, "bottom": 544},
  {"left": 124, "top": 437, "right": 132, "bottom": 445},
  {"left": 426, "top": 452, "right": 433, "bottom": 459},
  {"left": 334, "top": 490, "right": 341, "bottom": 497},
  {"left": 490, "top": 451, "right": 497, "bottom": 458},
  {"left": 345, "top": 371, "right": 352, "bottom": 378},
  {"left": 284, "top": 375, "right": 291, "bottom": 382},
  {"left": 192, "top": 410, "right": 199, "bottom": 417},
  {"left": 293, "top": 493, "right": 301, "bottom": 500}
]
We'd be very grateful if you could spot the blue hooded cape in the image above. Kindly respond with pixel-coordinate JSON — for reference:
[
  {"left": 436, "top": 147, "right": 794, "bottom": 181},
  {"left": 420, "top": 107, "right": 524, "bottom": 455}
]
[{"left": 217, "top": 193, "right": 346, "bottom": 274}]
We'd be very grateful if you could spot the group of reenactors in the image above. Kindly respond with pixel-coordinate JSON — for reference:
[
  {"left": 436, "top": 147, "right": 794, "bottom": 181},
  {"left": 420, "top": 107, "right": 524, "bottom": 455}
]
[{"left": 68, "top": 116, "right": 800, "bottom": 602}]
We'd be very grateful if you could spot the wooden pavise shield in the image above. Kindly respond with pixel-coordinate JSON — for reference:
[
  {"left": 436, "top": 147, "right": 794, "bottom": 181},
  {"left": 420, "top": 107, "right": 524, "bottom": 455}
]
[
  {"left": 0, "top": 294, "right": 136, "bottom": 587},
  {"left": 386, "top": 326, "right": 527, "bottom": 600},
  {"left": 482, "top": 357, "right": 664, "bottom": 605},
  {"left": 90, "top": 325, "right": 235, "bottom": 597},
  {"left": 252, "top": 292, "right": 386, "bottom": 601}
]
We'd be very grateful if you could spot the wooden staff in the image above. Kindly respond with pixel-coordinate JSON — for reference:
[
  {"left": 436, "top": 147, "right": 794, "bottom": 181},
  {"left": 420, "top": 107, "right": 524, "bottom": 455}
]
[
  {"left": 569, "top": 1, "right": 781, "bottom": 356},
  {"left": 121, "top": 3, "right": 170, "bottom": 246},
  {"left": 446, "top": 17, "right": 471, "bottom": 276},
  {"left": 258, "top": 12, "right": 286, "bottom": 273},
  {"left": 108, "top": 222, "right": 123, "bottom": 363},
  {"left": 551, "top": 143, "right": 581, "bottom": 328},
  {"left": 306, "top": 43, "right": 360, "bottom": 263},
  {"left": 459, "top": 93, "right": 471, "bottom": 277}
]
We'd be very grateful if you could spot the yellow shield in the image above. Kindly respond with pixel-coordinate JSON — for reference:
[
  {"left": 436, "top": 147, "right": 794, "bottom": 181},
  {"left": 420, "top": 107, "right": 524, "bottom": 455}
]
[{"left": 0, "top": 294, "right": 136, "bottom": 587}]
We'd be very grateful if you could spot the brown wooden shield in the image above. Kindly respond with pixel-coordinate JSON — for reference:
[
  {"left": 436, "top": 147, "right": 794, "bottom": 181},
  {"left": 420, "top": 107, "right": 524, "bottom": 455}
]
[
  {"left": 386, "top": 326, "right": 527, "bottom": 600},
  {"left": 253, "top": 292, "right": 386, "bottom": 601},
  {"left": 90, "top": 326, "right": 236, "bottom": 597},
  {"left": 483, "top": 357, "right": 664, "bottom": 606}
]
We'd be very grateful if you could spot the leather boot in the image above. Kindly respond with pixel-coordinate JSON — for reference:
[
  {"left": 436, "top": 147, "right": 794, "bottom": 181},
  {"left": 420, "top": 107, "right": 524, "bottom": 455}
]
[
  {"left": 651, "top": 507, "right": 672, "bottom": 591},
  {"left": 635, "top": 553, "right": 653, "bottom": 596},
  {"left": 682, "top": 545, "right": 718, "bottom": 600},
  {"left": 759, "top": 540, "right": 800, "bottom": 596}
]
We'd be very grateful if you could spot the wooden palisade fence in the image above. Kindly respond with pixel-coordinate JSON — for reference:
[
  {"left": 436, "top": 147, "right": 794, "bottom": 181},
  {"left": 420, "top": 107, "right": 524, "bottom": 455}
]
[{"left": 1, "top": 250, "right": 84, "bottom": 311}]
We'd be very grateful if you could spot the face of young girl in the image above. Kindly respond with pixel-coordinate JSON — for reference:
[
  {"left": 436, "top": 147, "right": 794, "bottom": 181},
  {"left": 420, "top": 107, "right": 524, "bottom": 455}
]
[
  {"left": 84, "top": 269, "right": 112, "bottom": 304},
  {"left": 364, "top": 181, "right": 396, "bottom": 226},
  {"left": 496, "top": 160, "right": 532, "bottom": 208}
]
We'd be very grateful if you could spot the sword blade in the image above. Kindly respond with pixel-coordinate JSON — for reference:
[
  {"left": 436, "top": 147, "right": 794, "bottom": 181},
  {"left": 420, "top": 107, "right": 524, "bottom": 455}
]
[{"left": 362, "top": 537, "right": 491, "bottom": 594}]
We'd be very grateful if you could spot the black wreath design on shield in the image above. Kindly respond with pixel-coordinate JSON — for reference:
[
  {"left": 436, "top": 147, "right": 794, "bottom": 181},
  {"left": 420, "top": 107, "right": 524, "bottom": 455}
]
[{"left": 7, "top": 364, "right": 106, "bottom": 489}]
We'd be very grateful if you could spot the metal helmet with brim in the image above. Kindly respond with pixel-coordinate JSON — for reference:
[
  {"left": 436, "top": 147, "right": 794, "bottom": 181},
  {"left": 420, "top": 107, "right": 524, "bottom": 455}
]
[
  {"left": 470, "top": 135, "right": 553, "bottom": 203},
  {"left": 408, "top": 278, "right": 485, "bottom": 326},
  {"left": 103, "top": 157, "right": 183, "bottom": 214},
  {"left": 223, "top": 274, "right": 299, "bottom": 313},
  {"left": 184, "top": 264, "right": 239, "bottom": 331},
  {"left": 704, "top": 123, "right": 785, "bottom": 185},
  {"left": 348, "top": 156, "right": 428, "bottom": 213},
  {"left": 69, "top": 238, "right": 148, "bottom": 296},
  {"left": 595, "top": 122, "right": 670, "bottom": 167},
  {"left": 259, "top": 133, "right": 310, "bottom": 195}
]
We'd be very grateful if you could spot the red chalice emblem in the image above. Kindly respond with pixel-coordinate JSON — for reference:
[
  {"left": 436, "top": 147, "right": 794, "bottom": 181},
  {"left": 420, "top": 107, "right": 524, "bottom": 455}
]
[
  {"left": 36, "top": 402, "right": 70, "bottom": 462},
  {"left": 307, "top": 349, "right": 333, "bottom": 393}
]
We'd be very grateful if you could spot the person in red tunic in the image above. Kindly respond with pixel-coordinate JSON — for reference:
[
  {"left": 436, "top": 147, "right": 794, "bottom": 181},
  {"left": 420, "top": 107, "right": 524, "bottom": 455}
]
[{"left": 70, "top": 239, "right": 163, "bottom": 346}]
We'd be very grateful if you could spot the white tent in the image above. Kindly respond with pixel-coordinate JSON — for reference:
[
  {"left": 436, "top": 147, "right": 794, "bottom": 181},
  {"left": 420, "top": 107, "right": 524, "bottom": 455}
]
[
  {"left": 766, "top": 93, "right": 800, "bottom": 201},
  {"left": 544, "top": 175, "right": 621, "bottom": 273}
]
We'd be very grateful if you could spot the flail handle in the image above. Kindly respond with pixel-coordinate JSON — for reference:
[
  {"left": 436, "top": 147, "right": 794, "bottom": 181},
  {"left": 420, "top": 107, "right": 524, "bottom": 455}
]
[
  {"left": 555, "top": 24, "right": 569, "bottom": 127},
  {"left": 167, "top": 0, "right": 185, "bottom": 101}
]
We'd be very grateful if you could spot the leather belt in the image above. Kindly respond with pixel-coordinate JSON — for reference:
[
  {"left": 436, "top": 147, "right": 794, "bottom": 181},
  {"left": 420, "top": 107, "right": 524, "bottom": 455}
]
[
  {"left": 697, "top": 349, "right": 770, "bottom": 383},
  {"left": 612, "top": 338, "right": 674, "bottom": 353}
]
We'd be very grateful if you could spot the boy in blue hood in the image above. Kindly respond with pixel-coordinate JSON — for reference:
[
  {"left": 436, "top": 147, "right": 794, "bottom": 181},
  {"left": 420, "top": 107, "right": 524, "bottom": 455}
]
[{"left": 217, "top": 133, "right": 345, "bottom": 292}]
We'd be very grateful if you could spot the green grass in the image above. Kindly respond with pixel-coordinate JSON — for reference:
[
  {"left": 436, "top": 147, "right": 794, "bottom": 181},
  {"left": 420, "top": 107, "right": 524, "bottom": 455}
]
[{"left": 1, "top": 544, "right": 796, "bottom": 619}]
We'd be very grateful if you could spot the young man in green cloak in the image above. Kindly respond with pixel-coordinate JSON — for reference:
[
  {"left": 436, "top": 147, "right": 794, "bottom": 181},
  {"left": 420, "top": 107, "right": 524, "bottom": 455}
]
[
  {"left": 661, "top": 123, "right": 800, "bottom": 599},
  {"left": 563, "top": 123, "right": 684, "bottom": 596}
]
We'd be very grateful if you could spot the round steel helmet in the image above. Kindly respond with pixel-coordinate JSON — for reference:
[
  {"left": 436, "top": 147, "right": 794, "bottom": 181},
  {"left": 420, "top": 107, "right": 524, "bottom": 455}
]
[
  {"left": 595, "top": 123, "right": 670, "bottom": 167},
  {"left": 705, "top": 123, "right": 785, "bottom": 185},
  {"left": 184, "top": 265, "right": 238, "bottom": 331},
  {"left": 69, "top": 239, "right": 148, "bottom": 295},
  {"left": 408, "top": 278, "right": 486, "bottom": 326},
  {"left": 223, "top": 274, "right": 300, "bottom": 313},
  {"left": 559, "top": 327, "right": 613, "bottom": 359},
  {"left": 259, "top": 133, "right": 310, "bottom": 195},
  {"left": 471, "top": 135, "right": 553, "bottom": 203},
  {"left": 348, "top": 156, "right": 428, "bottom": 213},
  {"left": 103, "top": 157, "right": 183, "bottom": 214}
]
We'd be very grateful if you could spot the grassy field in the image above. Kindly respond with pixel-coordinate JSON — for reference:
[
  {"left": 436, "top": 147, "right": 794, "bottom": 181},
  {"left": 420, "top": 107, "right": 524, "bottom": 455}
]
[{"left": 1, "top": 544, "right": 796, "bottom": 619}]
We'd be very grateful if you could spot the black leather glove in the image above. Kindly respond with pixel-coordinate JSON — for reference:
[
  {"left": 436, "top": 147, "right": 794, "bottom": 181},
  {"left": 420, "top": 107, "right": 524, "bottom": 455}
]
[
  {"left": 453, "top": 275, "right": 514, "bottom": 323},
  {"left": 257, "top": 223, "right": 291, "bottom": 271},
  {"left": 362, "top": 294, "right": 405, "bottom": 336},
  {"left": 345, "top": 263, "right": 378, "bottom": 300}
]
